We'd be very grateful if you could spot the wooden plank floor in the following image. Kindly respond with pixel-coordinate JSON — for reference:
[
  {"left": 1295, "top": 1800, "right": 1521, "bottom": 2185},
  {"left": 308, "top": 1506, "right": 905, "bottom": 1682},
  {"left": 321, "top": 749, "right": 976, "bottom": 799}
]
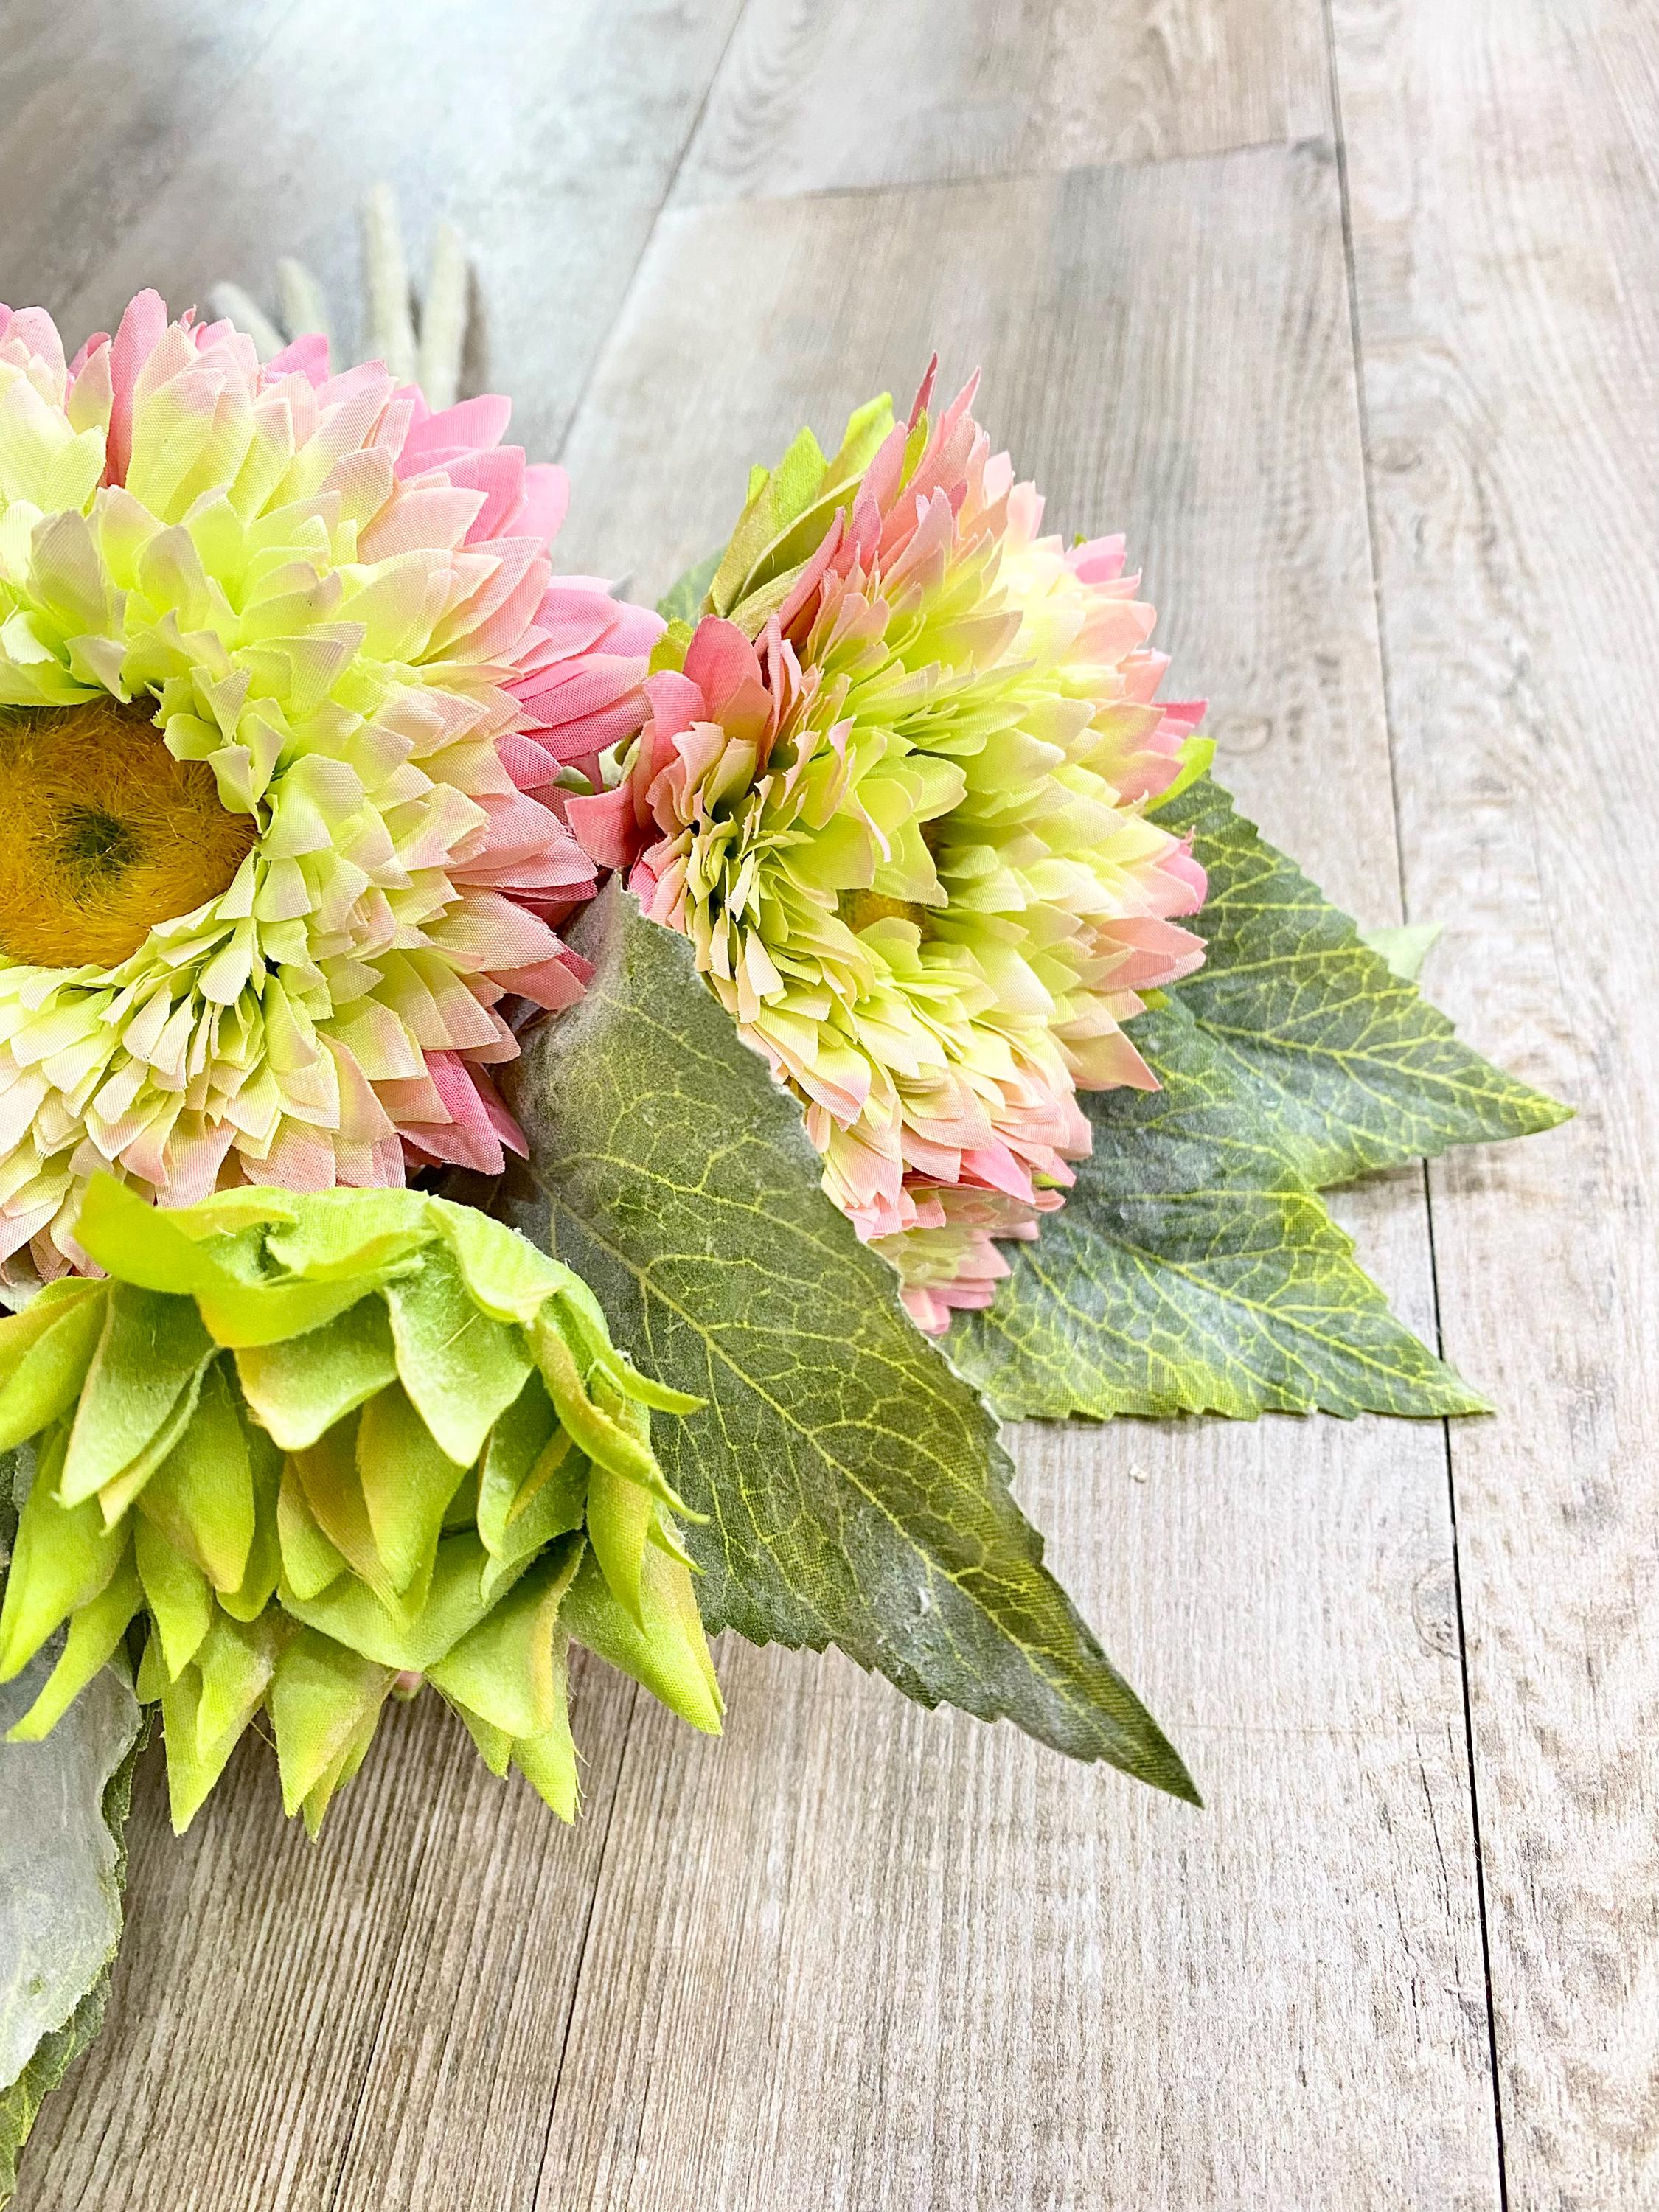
[{"left": 2, "top": 1, "right": 1649, "bottom": 2204}]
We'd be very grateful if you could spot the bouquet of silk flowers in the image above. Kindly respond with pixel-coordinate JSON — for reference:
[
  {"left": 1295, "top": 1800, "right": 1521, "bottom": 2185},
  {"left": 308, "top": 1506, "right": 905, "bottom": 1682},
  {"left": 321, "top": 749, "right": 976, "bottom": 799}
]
[{"left": 0, "top": 257, "right": 1565, "bottom": 2190}]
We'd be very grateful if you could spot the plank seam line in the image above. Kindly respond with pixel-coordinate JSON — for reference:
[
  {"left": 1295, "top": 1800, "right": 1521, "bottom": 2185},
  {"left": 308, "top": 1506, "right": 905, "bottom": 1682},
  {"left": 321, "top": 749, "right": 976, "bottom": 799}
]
[
  {"left": 665, "top": 136, "right": 1331, "bottom": 220},
  {"left": 530, "top": 1680, "right": 644, "bottom": 2211},
  {"left": 1320, "top": 7, "right": 1511, "bottom": 2205},
  {"left": 553, "top": 0, "right": 752, "bottom": 465}
]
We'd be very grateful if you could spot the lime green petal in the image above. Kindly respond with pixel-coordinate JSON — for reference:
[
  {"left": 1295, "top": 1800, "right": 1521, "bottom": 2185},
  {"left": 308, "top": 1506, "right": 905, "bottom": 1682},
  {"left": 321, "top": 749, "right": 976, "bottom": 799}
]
[
  {"left": 445, "top": 1695, "right": 513, "bottom": 1777},
  {"left": 0, "top": 1287, "right": 106, "bottom": 1455},
  {"left": 302, "top": 1703, "right": 383, "bottom": 1838},
  {"left": 290, "top": 1412, "right": 393, "bottom": 1605},
  {"left": 60, "top": 1286, "right": 213, "bottom": 1509},
  {"left": 161, "top": 1609, "right": 287, "bottom": 1832},
  {"left": 217, "top": 1423, "right": 282, "bottom": 1623},
  {"left": 511, "top": 1637, "right": 579, "bottom": 1820},
  {"left": 133, "top": 1515, "right": 214, "bottom": 1680},
  {"left": 355, "top": 1382, "right": 466, "bottom": 1596},
  {"left": 93, "top": 1363, "right": 210, "bottom": 1526},
  {"left": 260, "top": 1187, "right": 431, "bottom": 1281},
  {"left": 276, "top": 1455, "right": 349, "bottom": 1601},
  {"left": 562, "top": 1545, "right": 722, "bottom": 1736},
  {"left": 426, "top": 1535, "right": 581, "bottom": 1740},
  {"left": 0, "top": 1439, "right": 128, "bottom": 1678},
  {"left": 234, "top": 1294, "right": 397, "bottom": 1451},
  {"left": 281, "top": 1533, "right": 529, "bottom": 1675},
  {"left": 428, "top": 1197, "right": 568, "bottom": 1325},
  {"left": 385, "top": 1245, "right": 532, "bottom": 1467},
  {"left": 4, "top": 1557, "right": 143, "bottom": 1741},
  {"left": 584, "top": 1460, "right": 653, "bottom": 1628},
  {"left": 268, "top": 1627, "right": 395, "bottom": 1820},
  {"left": 73, "top": 1178, "right": 369, "bottom": 1343},
  {"left": 530, "top": 1313, "right": 672, "bottom": 1502},
  {"left": 136, "top": 1360, "right": 255, "bottom": 1592}
]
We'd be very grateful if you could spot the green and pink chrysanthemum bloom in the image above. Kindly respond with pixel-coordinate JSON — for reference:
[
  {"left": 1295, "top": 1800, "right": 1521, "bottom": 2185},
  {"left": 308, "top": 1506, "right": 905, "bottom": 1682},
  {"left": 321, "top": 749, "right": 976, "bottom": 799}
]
[
  {"left": 0, "top": 293, "right": 660, "bottom": 1281},
  {"left": 571, "top": 368, "right": 1207, "bottom": 1331}
]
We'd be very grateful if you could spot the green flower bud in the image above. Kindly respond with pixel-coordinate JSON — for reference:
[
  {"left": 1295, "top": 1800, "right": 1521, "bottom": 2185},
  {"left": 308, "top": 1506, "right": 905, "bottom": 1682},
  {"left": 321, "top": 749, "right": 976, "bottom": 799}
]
[{"left": 0, "top": 1177, "right": 716, "bottom": 1836}]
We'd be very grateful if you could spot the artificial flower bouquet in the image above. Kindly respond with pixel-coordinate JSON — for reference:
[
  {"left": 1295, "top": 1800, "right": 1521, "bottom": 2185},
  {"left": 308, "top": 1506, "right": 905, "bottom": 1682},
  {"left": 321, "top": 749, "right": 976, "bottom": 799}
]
[{"left": 0, "top": 288, "right": 1565, "bottom": 2194}]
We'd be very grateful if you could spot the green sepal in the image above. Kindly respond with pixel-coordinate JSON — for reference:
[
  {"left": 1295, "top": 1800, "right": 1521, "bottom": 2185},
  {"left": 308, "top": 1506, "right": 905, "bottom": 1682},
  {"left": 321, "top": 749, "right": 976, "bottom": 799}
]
[
  {"left": 234, "top": 1293, "right": 397, "bottom": 1451},
  {"left": 133, "top": 1516, "right": 213, "bottom": 1680},
  {"left": 355, "top": 1382, "right": 467, "bottom": 1596},
  {"left": 60, "top": 1287, "right": 213, "bottom": 1510},
  {"left": 4, "top": 1559, "right": 143, "bottom": 1743},
  {"left": 511, "top": 1636, "right": 580, "bottom": 1820},
  {"left": 561, "top": 1544, "right": 722, "bottom": 1736},
  {"left": 0, "top": 1287, "right": 106, "bottom": 1455},
  {"left": 426, "top": 1535, "right": 582, "bottom": 1740},
  {"left": 0, "top": 1437, "right": 128, "bottom": 1680},
  {"left": 268, "top": 1627, "right": 394, "bottom": 1823},
  {"left": 135, "top": 1360, "right": 254, "bottom": 1592}
]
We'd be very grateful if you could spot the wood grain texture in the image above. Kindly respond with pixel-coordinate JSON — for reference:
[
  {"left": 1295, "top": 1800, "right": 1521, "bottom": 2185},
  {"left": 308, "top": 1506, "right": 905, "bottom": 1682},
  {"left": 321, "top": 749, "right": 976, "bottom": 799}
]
[
  {"left": 0, "top": 0, "right": 746, "bottom": 462},
  {"left": 1332, "top": 4, "right": 1659, "bottom": 2202},
  {"left": 20, "top": 1660, "right": 641, "bottom": 2211},
  {"left": 549, "top": 147, "right": 1502, "bottom": 2210},
  {"left": 675, "top": 0, "right": 1332, "bottom": 204}
]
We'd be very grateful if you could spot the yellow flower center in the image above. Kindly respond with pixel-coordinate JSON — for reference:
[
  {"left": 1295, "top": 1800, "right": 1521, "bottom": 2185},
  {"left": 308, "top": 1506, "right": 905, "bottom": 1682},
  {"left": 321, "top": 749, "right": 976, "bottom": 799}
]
[
  {"left": 0, "top": 698, "right": 257, "bottom": 970},
  {"left": 838, "top": 889, "right": 931, "bottom": 934}
]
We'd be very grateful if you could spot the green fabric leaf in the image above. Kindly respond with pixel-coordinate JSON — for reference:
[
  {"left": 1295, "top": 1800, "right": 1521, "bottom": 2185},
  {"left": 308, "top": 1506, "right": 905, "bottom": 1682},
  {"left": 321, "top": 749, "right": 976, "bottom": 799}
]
[
  {"left": 502, "top": 884, "right": 1197, "bottom": 1799},
  {"left": 1160, "top": 776, "right": 1570, "bottom": 1187},
  {"left": 0, "top": 1474, "right": 143, "bottom": 2211},
  {"left": 948, "top": 998, "right": 1488, "bottom": 1421}
]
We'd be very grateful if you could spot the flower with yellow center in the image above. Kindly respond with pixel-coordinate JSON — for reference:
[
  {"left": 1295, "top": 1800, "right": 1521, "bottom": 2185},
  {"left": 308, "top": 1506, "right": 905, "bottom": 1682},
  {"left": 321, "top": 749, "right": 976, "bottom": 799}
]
[{"left": 0, "top": 293, "right": 660, "bottom": 1279}]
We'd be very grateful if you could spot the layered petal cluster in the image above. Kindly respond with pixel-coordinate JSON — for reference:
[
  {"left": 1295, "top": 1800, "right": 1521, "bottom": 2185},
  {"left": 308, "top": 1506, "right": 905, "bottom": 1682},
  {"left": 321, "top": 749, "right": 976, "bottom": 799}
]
[
  {"left": 0, "top": 1178, "right": 720, "bottom": 1833},
  {"left": 571, "top": 371, "right": 1207, "bottom": 1329},
  {"left": 0, "top": 293, "right": 660, "bottom": 1279}
]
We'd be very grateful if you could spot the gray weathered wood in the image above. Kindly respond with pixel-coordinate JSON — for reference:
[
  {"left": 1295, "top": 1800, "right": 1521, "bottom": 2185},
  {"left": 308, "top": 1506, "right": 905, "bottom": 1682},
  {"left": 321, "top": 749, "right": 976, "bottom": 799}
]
[
  {"left": 4, "top": 0, "right": 748, "bottom": 462},
  {"left": 544, "top": 145, "right": 1501, "bottom": 2211},
  {"left": 675, "top": 0, "right": 1332, "bottom": 204},
  {"left": 1333, "top": 3, "right": 1659, "bottom": 2200}
]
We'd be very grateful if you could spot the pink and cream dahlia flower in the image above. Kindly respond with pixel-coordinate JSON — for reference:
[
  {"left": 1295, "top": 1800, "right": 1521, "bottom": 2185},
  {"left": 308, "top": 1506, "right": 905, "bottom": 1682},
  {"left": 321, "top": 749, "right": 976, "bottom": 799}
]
[
  {"left": 571, "top": 369, "right": 1207, "bottom": 1332},
  {"left": 0, "top": 292, "right": 658, "bottom": 1279}
]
